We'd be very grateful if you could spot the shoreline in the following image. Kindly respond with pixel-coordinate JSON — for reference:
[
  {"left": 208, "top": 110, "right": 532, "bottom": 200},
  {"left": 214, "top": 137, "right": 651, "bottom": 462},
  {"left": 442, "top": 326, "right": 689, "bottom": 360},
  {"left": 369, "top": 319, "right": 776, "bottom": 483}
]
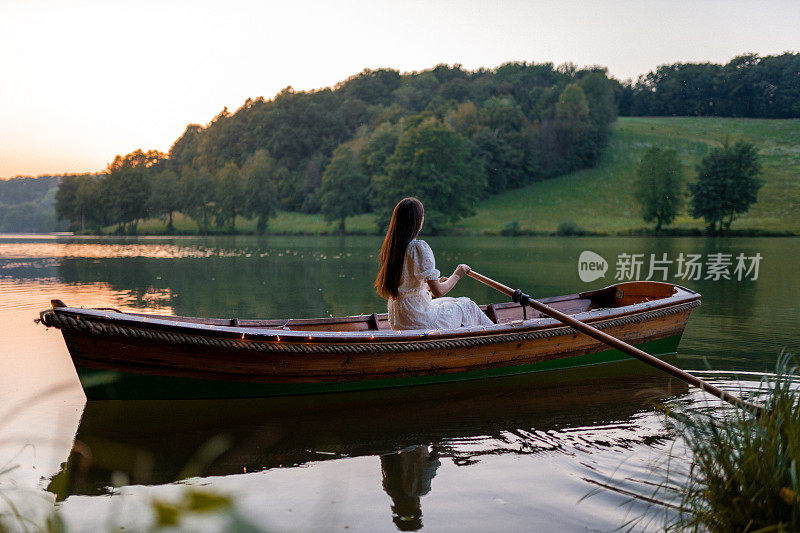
[{"left": 8, "top": 228, "right": 795, "bottom": 238}]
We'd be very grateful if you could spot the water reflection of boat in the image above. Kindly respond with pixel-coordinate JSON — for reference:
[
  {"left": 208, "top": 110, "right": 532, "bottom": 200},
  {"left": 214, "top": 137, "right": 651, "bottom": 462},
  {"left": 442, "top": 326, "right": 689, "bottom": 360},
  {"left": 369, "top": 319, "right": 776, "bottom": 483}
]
[
  {"left": 49, "top": 360, "right": 688, "bottom": 500},
  {"left": 39, "top": 281, "right": 700, "bottom": 399}
]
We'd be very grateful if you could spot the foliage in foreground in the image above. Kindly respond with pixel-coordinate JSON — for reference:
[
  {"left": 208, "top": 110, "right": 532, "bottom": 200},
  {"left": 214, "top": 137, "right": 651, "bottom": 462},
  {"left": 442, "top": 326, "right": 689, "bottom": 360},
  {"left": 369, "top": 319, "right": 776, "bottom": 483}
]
[{"left": 666, "top": 354, "right": 800, "bottom": 532}]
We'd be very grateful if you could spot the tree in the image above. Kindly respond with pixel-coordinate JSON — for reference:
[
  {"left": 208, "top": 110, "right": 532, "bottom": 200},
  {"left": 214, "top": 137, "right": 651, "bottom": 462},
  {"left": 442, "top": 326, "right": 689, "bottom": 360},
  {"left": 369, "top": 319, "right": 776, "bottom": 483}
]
[
  {"left": 557, "top": 83, "right": 590, "bottom": 122},
  {"left": 148, "top": 170, "right": 180, "bottom": 232},
  {"left": 167, "top": 124, "right": 203, "bottom": 170},
  {"left": 446, "top": 101, "right": 479, "bottom": 136},
  {"left": 634, "top": 146, "right": 684, "bottom": 230},
  {"left": 106, "top": 149, "right": 165, "bottom": 173},
  {"left": 472, "top": 96, "right": 537, "bottom": 192},
  {"left": 180, "top": 167, "right": 216, "bottom": 234},
  {"left": 299, "top": 152, "right": 325, "bottom": 213},
  {"left": 359, "top": 122, "right": 401, "bottom": 178},
  {"left": 241, "top": 150, "right": 279, "bottom": 234},
  {"left": 213, "top": 161, "right": 247, "bottom": 232},
  {"left": 319, "top": 146, "right": 369, "bottom": 233},
  {"left": 690, "top": 140, "right": 762, "bottom": 234},
  {"left": 540, "top": 83, "right": 592, "bottom": 175},
  {"left": 375, "top": 117, "right": 486, "bottom": 232},
  {"left": 473, "top": 127, "right": 537, "bottom": 193},
  {"left": 54, "top": 175, "right": 81, "bottom": 231},
  {"left": 479, "top": 96, "right": 525, "bottom": 132},
  {"left": 55, "top": 174, "right": 108, "bottom": 232},
  {"left": 101, "top": 149, "right": 165, "bottom": 234},
  {"left": 75, "top": 176, "right": 107, "bottom": 232},
  {"left": 338, "top": 68, "right": 402, "bottom": 106},
  {"left": 104, "top": 166, "right": 150, "bottom": 233},
  {"left": 576, "top": 69, "right": 618, "bottom": 156}
]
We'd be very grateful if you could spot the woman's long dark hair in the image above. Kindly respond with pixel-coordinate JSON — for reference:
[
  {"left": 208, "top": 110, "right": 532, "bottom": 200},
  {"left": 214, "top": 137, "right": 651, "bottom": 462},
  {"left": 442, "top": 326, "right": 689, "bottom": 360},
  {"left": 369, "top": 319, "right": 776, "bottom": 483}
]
[{"left": 375, "top": 197, "right": 424, "bottom": 299}]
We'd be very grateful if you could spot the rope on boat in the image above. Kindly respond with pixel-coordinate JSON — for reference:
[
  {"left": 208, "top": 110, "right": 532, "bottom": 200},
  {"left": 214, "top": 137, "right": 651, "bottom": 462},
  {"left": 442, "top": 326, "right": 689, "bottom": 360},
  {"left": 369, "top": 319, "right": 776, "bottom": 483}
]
[{"left": 39, "top": 300, "right": 701, "bottom": 355}]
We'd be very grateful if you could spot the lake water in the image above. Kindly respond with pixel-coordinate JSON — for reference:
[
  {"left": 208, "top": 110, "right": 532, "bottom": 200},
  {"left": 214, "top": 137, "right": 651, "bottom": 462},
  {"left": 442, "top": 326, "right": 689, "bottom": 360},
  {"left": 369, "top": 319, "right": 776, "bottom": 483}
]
[{"left": 1, "top": 235, "right": 798, "bottom": 531}]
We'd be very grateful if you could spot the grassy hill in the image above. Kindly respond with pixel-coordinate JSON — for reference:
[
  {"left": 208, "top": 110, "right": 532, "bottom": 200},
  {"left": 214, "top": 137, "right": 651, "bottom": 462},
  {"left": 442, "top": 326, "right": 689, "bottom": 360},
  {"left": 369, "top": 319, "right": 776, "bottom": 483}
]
[
  {"left": 134, "top": 117, "right": 800, "bottom": 236},
  {"left": 459, "top": 116, "right": 800, "bottom": 235}
]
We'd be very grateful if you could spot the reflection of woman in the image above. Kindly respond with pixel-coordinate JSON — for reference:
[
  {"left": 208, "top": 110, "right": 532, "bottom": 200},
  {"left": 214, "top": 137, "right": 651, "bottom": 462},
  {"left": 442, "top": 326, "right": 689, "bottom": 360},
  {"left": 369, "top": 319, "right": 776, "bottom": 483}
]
[
  {"left": 380, "top": 445, "right": 441, "bottom": 531},
  {"left": 375, "top": 197, "right": 494, "bottom": 330}
]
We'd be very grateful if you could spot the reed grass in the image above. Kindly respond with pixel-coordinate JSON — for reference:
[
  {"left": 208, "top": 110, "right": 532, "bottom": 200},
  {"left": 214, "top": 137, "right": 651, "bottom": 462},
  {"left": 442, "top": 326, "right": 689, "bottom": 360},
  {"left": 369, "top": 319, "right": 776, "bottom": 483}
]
[{"left": 665, "top": 353, "right": 800, "bottom": 532}]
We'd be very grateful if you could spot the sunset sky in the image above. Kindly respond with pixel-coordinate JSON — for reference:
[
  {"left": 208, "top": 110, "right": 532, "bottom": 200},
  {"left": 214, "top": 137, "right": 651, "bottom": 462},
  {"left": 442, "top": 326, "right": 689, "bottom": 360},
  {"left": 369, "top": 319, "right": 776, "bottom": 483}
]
[{"left": 1, "top": 0, "right": 797, "bottom": 178}]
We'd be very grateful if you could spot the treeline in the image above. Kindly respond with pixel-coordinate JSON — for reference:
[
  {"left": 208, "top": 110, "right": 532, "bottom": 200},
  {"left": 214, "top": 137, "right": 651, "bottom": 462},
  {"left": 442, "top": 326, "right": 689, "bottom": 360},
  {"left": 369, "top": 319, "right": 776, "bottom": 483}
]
[
  {"left": 55, "top": 62, "right": 619, "bottom": 234},
  {"left": 0, "top": 175, "right": 67, "bottom": 233},
  {"left": 620, "top": 52, "right": 800, "bottom": 118}
]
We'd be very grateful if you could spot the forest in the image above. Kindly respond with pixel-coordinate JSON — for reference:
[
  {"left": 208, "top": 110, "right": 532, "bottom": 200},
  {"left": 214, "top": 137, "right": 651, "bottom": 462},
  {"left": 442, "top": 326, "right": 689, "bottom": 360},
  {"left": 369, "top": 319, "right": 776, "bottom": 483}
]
[
  {"left": 0, "top": 176, "right": 66, "bottom": 233},
  {"left": 619, "top": 52, "right": 800, "bottom": 118},
  {"left": 52, "top": 62, "right": 620, "bottom": 234}
]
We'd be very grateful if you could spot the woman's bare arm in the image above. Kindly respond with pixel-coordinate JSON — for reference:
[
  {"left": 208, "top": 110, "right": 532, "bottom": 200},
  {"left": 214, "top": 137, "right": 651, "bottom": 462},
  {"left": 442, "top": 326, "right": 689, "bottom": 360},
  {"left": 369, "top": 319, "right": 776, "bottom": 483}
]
[{"left": 427, "top": 264, "right": 471, "bottom": 297}]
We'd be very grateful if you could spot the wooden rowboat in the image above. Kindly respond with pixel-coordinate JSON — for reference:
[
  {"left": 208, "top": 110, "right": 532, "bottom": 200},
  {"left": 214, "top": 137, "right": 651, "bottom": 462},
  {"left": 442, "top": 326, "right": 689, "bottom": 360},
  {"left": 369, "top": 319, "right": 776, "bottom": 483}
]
[{"left": 38, "top": 281, "right": 700, "bottom": 400}]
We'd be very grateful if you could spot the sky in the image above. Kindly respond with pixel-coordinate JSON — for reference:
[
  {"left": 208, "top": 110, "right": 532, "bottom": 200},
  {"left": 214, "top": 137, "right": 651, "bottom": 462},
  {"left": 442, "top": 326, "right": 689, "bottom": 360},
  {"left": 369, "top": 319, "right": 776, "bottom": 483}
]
[{"left": 1, "top": 0, "right": 798, "bottom": 178}]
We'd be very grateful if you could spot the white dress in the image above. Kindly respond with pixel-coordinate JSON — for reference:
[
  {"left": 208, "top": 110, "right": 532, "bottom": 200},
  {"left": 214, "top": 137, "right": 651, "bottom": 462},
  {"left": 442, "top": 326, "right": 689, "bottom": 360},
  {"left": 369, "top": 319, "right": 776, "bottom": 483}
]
[{"left": 387, "top": 240, "right": 495, "bottom": 331}]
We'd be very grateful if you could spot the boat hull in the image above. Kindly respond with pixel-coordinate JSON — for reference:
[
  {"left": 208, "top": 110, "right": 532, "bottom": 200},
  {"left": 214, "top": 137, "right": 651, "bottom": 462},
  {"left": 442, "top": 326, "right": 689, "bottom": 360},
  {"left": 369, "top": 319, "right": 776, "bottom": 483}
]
[{"left": 74, "top": 334, "right": 684, "bottom": 399}]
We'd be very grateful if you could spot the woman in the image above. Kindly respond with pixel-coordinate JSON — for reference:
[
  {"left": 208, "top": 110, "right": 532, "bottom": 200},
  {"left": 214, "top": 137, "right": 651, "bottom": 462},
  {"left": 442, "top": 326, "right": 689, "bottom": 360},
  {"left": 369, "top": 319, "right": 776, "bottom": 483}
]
[{"left": 375, "top": 197, "right": 495, "bottom": 331}]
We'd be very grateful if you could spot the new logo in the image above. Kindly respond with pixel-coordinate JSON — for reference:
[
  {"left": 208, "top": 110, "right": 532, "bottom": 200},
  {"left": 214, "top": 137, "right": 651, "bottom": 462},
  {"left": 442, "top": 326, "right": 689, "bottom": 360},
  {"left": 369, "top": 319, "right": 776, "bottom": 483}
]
[{"left": 578, "top": 250, "right": 608, "bottom": 282}]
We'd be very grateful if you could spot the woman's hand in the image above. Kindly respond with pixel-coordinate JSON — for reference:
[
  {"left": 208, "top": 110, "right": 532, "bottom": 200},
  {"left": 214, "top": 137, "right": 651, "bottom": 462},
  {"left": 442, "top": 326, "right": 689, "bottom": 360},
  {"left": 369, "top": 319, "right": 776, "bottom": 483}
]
[{"left": 428, "top": 265, "right": 470, "bottom": 298}]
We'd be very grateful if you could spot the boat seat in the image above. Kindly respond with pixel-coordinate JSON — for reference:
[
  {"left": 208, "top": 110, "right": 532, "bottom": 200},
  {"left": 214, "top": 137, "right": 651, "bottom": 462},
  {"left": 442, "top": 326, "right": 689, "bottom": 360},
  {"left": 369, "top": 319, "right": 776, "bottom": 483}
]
[
  {"left": 368, "top": 313, "right": 381, "bottom": 330},
  {"left": 485, "top": 304, "right": 499, "bottom": 324}
]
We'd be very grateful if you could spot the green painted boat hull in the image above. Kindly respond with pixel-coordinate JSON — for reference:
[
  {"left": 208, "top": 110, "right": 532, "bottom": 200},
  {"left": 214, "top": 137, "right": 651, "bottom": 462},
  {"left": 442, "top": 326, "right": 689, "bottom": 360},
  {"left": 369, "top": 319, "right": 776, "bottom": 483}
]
[{"left": 76, "top": 335, "right": 684, "bottom": 400}]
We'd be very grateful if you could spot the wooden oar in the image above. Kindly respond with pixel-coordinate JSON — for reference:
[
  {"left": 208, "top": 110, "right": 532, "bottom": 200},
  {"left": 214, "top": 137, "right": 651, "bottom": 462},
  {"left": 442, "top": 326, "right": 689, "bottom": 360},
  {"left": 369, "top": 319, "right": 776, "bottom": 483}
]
[{"left": 467, "top": 270, "right": 765, "bottom": 416}]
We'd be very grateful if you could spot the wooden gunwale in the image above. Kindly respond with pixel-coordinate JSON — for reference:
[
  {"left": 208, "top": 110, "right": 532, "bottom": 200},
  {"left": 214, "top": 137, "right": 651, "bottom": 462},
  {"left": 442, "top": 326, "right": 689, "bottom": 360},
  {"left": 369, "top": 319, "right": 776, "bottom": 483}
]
[{"left": 48, "top": 281, "right": 699, "bottom": 345}]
